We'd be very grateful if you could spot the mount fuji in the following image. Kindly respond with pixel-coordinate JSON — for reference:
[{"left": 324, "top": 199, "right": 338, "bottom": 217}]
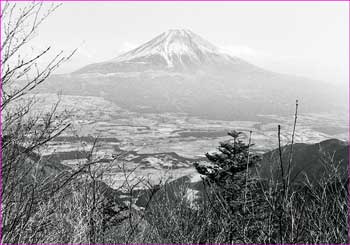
[
  {"left": 40, "top": 29, "right": 345, "bottom": 120},
  {"left": 75, "top": 29, "right": 257, "bottom": 74}
]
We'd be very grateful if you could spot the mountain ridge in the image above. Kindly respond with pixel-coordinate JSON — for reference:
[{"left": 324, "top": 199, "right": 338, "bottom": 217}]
[
  {"left": 74, "top": 29, "right": 260, "bottom": 74},
  {"left": 258, "top": 138, "right": 349, "bottom": 184},
  {"left": 37, "top": 29, "right": 346, "bottom": 121}
]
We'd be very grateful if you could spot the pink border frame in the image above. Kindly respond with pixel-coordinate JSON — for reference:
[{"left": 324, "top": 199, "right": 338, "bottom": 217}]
[
  {"left": 0, "top": 0, "right": 349, "bottom": 1},
  {"left": 0, "top": 0, "right": 349, "bottom": 244}
]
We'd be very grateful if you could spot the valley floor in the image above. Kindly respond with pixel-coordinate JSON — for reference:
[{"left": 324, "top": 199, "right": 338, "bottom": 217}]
[{"left": 25, "top": 93, "right": 348, "bottom": 189}]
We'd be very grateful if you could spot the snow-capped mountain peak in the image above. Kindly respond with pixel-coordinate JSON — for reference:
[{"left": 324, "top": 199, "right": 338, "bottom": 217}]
[
  {"left": 112, "top": 29, "right": 231, "bottom": 68},
  {"left": 74, "top": 29, "right": 251, "bottom": 74}
]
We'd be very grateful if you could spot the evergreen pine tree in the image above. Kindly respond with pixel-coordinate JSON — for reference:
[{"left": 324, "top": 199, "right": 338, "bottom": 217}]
[
  {"left": 194, "top": 130, "right": 263, "bottom": 242},
  {"left": 195, "top": 130, "right": 260, "bottom": 185}
]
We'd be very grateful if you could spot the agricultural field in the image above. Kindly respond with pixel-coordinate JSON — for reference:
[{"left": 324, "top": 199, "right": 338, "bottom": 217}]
[{"left": 26, "top": 93, "right": 348, "bottom": 188}]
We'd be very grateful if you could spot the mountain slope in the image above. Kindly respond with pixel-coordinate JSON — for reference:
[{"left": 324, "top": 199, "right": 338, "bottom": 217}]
[
  {"left": 75, "top": 29, "right": 257, "bottom": 74},
  {"left": 257, "top": 138, "right": 348, "bottom": 184},
  {"left": 37, "top": 29, "right": 346, "bottom": 120}
]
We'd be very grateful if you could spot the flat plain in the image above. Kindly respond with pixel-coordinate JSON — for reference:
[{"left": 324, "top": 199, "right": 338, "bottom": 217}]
[{"left": 26, "top": 93, "right": 347, "bottom": 189}]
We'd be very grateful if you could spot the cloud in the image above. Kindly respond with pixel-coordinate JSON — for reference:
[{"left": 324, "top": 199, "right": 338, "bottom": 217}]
[
  {"left": 118, "top": 41, "right": 137, "bottom": 53},
  {"left": 220, "top": 45, "right": 258, "bottom": 58}
]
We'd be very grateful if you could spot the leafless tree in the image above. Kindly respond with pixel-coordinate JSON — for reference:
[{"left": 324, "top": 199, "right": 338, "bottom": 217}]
[{"left": 1, "top": 2, "right": 75, "bottom": 243}]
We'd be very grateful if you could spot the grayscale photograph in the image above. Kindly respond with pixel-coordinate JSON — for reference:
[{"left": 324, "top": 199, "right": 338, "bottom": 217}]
[{"left": 1, "top": 1, "right": 348, "bottom": 244}]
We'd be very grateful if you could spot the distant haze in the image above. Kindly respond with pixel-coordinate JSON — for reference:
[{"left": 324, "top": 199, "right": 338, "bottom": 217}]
[{"left": 28, "top": 2, "right": 348, "bottom": 85}]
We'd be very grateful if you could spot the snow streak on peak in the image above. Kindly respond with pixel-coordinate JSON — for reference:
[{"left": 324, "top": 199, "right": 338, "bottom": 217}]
[{"left": 112, "top": 29, "right": 231, "bottom": 67}]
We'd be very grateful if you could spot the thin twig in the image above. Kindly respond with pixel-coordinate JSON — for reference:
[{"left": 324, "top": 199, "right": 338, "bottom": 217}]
[
  {"left": 287, "top": 99, "right": 299, "bottom": 188},
  {"left": 243, "top": 130, "right": 252, "bottom": 213}
]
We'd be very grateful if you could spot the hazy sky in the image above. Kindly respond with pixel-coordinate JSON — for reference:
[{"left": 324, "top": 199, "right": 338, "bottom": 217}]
[{"left": 29, "top": 1, "right": 348, "bottom": 85}]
